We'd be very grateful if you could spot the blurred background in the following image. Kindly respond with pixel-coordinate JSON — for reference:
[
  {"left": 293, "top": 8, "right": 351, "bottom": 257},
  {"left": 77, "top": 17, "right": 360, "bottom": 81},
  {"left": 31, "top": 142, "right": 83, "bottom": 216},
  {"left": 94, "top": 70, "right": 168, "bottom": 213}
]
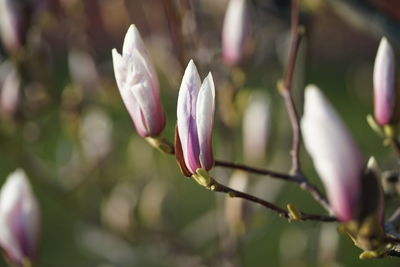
[{"left": 0, "top": 0, "right": 400, "bottom": 266}]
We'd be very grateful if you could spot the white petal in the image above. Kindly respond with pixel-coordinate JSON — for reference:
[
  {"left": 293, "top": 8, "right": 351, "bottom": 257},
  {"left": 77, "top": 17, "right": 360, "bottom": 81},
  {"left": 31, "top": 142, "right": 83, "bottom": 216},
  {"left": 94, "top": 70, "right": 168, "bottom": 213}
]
[
  {"left": 111, "top": 49, "right": 125, "bottom": 90},
  {"left": 0, "top": 169, "right": 39, "bottom": 262},
  {"left": 301, "top": 85, "right": 363, "bottom": 221},
  {"left": 222, "top": 0, "right": 248, "bottom": 64},
  {"left": 196, "top": 72, "right": 215, "bottom": 169},
  {"left": 122, "top": 24, "right": 146, "bottom": 56},
  {"left": 122, "top": 25, "right": 159, "bottom": 92},
  {"left": 177, "top": 60, "right": 201, "bottom": 171},
  {"left": 373, "top": 37, "right": 395, "bottom": 125}
]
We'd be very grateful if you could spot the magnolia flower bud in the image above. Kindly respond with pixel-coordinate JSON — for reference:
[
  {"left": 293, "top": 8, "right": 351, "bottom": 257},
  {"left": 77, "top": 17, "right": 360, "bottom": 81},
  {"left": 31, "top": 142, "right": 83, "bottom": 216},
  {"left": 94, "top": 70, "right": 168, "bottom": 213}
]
[
  {"left": 373, "top": 37, "right": 397, "bottom": 126},
  {"left": 242, "top": 91, "right": 271, "bottom": 165},
  {"left": 0, "top": 0, "right": 31, "bottom": 53},
  {"left": 176, "top": 60, "right": 215, "bottom": 176},
  {"left": 222, "top": 0, "right": 249, "bottom": 66},
  {"left": 301, "top": 85, "right": 364, "bottom": 222},
  {"left": 0, "top": 62, "right": 20, "bottom": 117},
  {"left": 354, "top": 157, "right": 385, "bottom": 251},
  {"left": 112, "top": 25, "right": 166, "bottom": 138},
  {"left": 0, "top": 169, "right": 40, "bottom": 266}
]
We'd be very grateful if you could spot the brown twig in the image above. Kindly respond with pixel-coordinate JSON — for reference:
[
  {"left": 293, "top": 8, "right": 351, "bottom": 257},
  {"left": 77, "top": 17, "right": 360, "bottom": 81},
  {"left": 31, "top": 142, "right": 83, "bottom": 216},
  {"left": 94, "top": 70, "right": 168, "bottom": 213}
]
[
  {"left": 390, "top": 138, "right": 400, "bottom": 160},
  {"left": 211, "top": 179, "right": 336, "bottom": 222},
  {"left": 162, "top": 0, "right": 186, "bottom": 70},
  {"left": 214, "top": 160, "right": 332, "bottom": 214},
  {"left": 388, "top": 207, "right": 400, "bottom": 227},
  {"left": 279, "top": 0, "right": 304, "bottom": 174},
  {"left": 214, "top": 160, "right": 298, "bottom": 182},
  {"left": 156, "top": 140, "right": 331, "bottom": 213}
]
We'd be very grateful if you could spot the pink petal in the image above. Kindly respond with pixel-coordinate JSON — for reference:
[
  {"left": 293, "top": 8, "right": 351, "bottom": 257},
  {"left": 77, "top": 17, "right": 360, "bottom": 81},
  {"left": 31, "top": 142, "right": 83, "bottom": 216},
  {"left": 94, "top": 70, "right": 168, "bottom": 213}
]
[
  {"left": 122, "top": 25, "right": 146, "bottom": 56},
  {"left": 177, "top": 60, "right": 202, "bottom": 174},
  {"left": 222, "top": 0, "right": 249, "bottom": 65},
  {"left": 0, "top": 169, "right": 40, "bottom": 265},
  {"left": 301, "top": 85, "right": 364, "bottom": 222},
  {"left": 373, "top": 37, "right": 396, "bottom": 125},
  {"left": 196, "top": 73, "right": 215, "bottom": 170}
]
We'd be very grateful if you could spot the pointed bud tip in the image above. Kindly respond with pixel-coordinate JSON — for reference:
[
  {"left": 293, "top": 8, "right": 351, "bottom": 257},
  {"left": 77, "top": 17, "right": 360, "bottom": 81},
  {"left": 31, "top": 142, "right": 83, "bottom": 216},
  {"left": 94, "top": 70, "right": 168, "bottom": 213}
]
[
  {"left": 125, "top": 24, "right": 139, "bottom": 38},
  {"left": 187, "top": 59, "right": 197, "bottom": 70},
  {"left": 367, "top": 157, "right": 378, "bottom": 170},
  {"left": 304, "top": 84, "right": 319, "bottom": 95},
  {"left": 182, "top": 59, "right": 200, "bottom": 83}
]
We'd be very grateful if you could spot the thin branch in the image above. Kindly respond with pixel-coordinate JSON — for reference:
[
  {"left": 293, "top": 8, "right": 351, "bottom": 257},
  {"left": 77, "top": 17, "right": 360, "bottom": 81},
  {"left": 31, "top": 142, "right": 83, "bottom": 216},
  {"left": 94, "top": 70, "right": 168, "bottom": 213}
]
[
  {"left": 390, "top": 138, "right": 400, "bottom": 161},
  {"left": 385, "top": 207, "right": 400, "bottom": 240},
  {"left": 280, "top": 89, "right": 302, "bottom": 173},
  {"left": 388, "top": 207, "right": 400, "bottom": 227},
  {"left": 155, "top": 139, "right": 332, "bottom": 214},
  {"left": 279, "top": 0, "right": 304, "bottom": 174},
  {"left": 283, "top": 0, "right": 301, "bottom": 93},
  {"left": 298, "top": 179, "right": 332, "bottom": 213},
  {"left": 162, "top": 0, "right": 186, "bottom": 70},
  {"left": 214, "top": 160, "right": 298, "bottom": 182},
  {"left": 211, "top": 179, "right": 337, "bottom": 222},
  {"left": 214, "top": 160, "right": 332, "bottom": 214}
]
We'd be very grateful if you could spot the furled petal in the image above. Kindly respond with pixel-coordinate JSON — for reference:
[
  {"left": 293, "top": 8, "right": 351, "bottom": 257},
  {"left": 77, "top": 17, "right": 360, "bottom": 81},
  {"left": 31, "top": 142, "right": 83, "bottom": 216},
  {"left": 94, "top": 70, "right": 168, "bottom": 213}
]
[
  {"left": 122, "top": 25, "right": 159, "bottom": 95},
  {"left": 373, "top": 37, "right": 396, "bottom": 125},
  {"left": 112, "top": 25, "right": 166, "bottom": 137},
  {"left": 0, "top": 169, "right": 40, "bottom": 265},
  {"left": 122, "top": 24, "right": 146, "bottom": 56},
  {"left": 177, "top": 60, "right": 202, "bottom": 174},
  {"left": 222, "top": 0, "right": 249, "bottom": 65},
  {"left": 112, "top": 49, "right": 148, "bottom": 136},
  {"left": 196, "top": 73, "right": 215, "bottom": 170},
  {"left": 112, "top": 49, "right": 126, "bottom": 90},
  {"left": 127, "top": 78, "right": 163, "bottom": 136},
  {"left": 301, "top": 85, "right": 364, "bottom": 222}
]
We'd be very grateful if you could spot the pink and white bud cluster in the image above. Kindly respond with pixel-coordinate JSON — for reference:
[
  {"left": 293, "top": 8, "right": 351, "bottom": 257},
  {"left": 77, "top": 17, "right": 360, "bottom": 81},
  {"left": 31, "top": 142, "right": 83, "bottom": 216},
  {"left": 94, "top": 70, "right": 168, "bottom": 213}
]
[
  {"left": 0, "top": 169, "right": 40, "bottom": 266},
  {"left": 373, "top": 37, "right": 397, "bottom": 126},
  {"left": 176, "top": 60, "right": 215, "bottom": 176},
  {"left": 301, "top": 85, "right": 364, "bottom": 222},
  {"left": 222, "top": 0, "right": 249, "bottom": 66},
  {"left": 112, "top": 25, "right": 166, "bottom": 138}
]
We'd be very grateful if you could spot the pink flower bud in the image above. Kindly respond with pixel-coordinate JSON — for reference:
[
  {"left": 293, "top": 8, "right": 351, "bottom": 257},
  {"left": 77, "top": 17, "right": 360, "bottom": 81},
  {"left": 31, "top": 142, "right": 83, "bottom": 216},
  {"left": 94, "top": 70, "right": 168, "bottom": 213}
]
[
  {"left": 0, "top": 169, "right": 40, "bottom": 266},
  {"left": 0, "top": 0, "right": 31, "bottom": 53},
  {"left": 0, "top": 62, "right": 20, "bottom": 117},
  {"left": 222, "top": 0, "right": 249, "bottom": 66},
  {"left": 301, "top": 85, "right": 364, "bottom": 222},
  {"left": 176, "top": 60, "right": 215, "bottom": 176},
  {"left": 242, "top": 92, "right": 271, "bottom": 165},
  {"left": 373, "top": 37, "right": 396, "bottom": 126},
  {"left": 112, "top": 25, "right": 166, "bottom": 137}
]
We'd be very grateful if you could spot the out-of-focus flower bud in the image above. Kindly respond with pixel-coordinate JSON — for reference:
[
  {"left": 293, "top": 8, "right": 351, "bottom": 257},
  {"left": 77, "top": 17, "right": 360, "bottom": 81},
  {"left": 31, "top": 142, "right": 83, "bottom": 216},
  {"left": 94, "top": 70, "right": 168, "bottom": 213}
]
[
  {"left": 68, "top": 50, "right": 99, "bottom": 93},
  {"left": 242, "top": 91, "right": 271, "bottom": 165},
  {"left": 373, "top": 37, "right": 397, "bottom": 126},
  {"left": 0, "top": 0, "right": 32, "bottom": 53},
  {"left": 80, "top": 108, "right": 113, "bottom": 163},
  {"left": 222, "top": 0, "right": 249, "bottom": 66},
  {"left": 0, "top": 169, "right": 40, "bottom": 266},
  {"left": 225, "top": 171, "right": 248, "bottom": 237},
  {"left": 301, "top": 85, "right": 364, "bottom": 222},
  {"left": 112, "top": 24, "right": 166, "bottom": 138},
  {"left": 175, "top": 60, "right": 215, "bottom": 177},
  {"left": 351, "top": 157, "right": 385, "bottom": 252},
  {"left": 0, "top": 62, "right": 20, "bottom": 118}
]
